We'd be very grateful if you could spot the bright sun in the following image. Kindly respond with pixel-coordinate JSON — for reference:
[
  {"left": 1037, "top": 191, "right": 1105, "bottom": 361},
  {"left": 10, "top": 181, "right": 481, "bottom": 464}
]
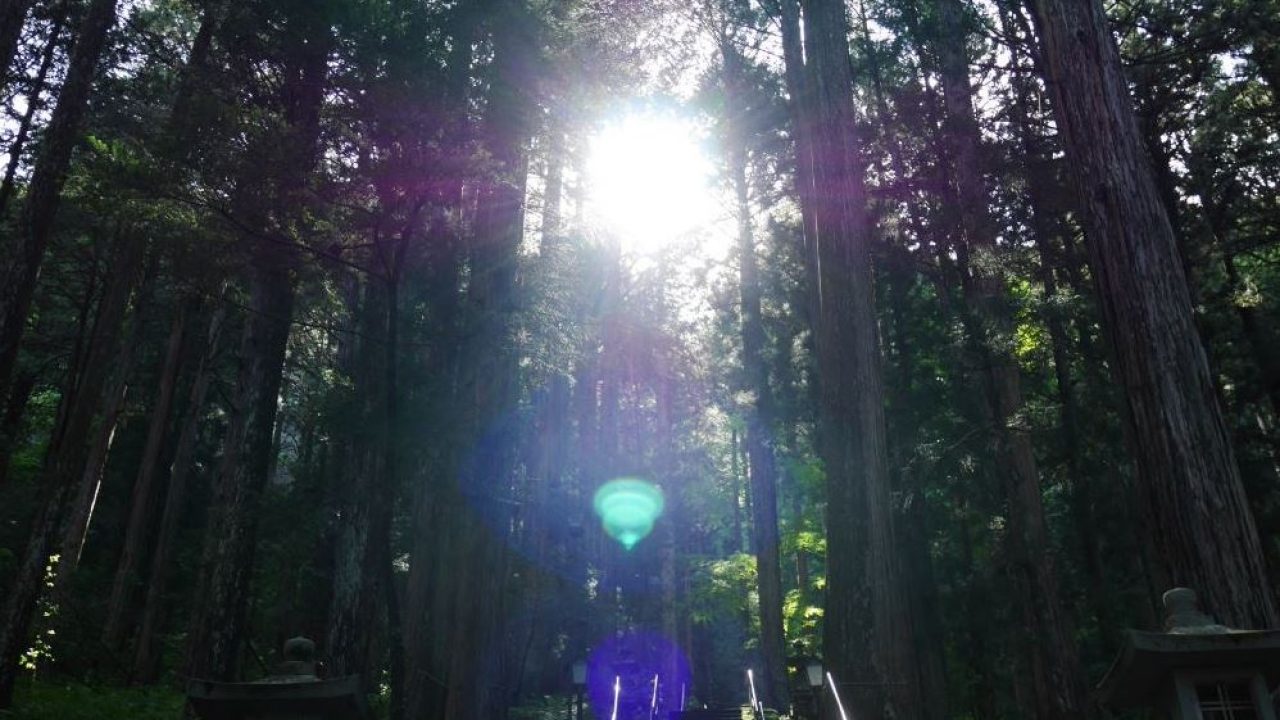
[{"left": 585, "top": 112, "right": 720, "bottom": 256}]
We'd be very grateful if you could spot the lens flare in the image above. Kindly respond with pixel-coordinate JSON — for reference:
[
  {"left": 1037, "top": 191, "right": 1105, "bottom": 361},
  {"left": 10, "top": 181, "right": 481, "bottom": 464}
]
[
  {"left": 592, "top": 478, "right": 664, "bottom": 549},
  {"left": 585, "top": 630, "right": 693, "bottom": 719}
]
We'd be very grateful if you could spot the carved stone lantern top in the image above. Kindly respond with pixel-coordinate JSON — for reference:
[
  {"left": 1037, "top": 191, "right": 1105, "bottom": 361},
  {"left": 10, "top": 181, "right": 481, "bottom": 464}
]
[
  {"left": 1163, "top": 588, "right": 1234, "bottom": 635},
  {"left": 259, "top": 637, "right": 319, "bottom": 683}
]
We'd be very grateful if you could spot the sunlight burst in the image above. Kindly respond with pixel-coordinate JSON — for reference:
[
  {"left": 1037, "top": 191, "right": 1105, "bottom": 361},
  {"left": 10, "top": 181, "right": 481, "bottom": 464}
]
[{"left": 585, "top": 113, "right": 718, "bottom": 255}]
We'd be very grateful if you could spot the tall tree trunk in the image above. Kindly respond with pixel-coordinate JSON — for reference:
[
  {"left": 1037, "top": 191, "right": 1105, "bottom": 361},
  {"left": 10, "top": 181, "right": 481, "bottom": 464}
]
[
  {"left": 796, "top": 1, "right": 919, "bottom": 718},
  {"left": 776, "top": 0, "right": 820, "bottom": 330},
  {"left": 722, "top": 40, "right": 788, "bottom": 711},
  {"left": 325, "top": 272, "right": 394, "bottom": 682},
  {"left": 402, "top": 212, "right": 466, "bottom": 720},
  {"left": 184, "top": 7, "right": 330, "bottom": 679},
  {"left": 0, "top": 226, "right": 144, "bottom": 708},
  {"left": 133, "top": 300, "right": 226, "bottom": 682},
  {"left": 1028, "top": 0, "right": 1279, "bottom": 628},
  {"left": 182, "top": 238, "right": 296, "bottom": 682},
  {"left": 402, "top": 7, "right": 473, "bottom": 716},
  {"left": 508, "top": 111, "right": 572, "bottom": 706},
  {"left": 101, "top": 300, "right": 190, "bottom": 651},
  {"left": 997, "top": 3, "right": 1119, "bottom": 656},
  {"left": 55, "top": 255, "right": 156, "bottom": 587},
  {"left": 932, "top": 0, "right": 1089, "bottom": 716},
  {"left": 882, "top": 250, "right": 949, "bottom": 720},
  {"left": 442, "top": 4, "right": 535, "bottom": 718},
  {"left": 0, "top": 0, "right": 118, "bottom": 409}
]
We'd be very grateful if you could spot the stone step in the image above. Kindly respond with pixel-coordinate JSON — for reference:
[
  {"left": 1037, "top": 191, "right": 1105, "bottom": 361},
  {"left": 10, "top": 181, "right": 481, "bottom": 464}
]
[{"left": 667, "top": 708, "right": 751, "bottom": 720}]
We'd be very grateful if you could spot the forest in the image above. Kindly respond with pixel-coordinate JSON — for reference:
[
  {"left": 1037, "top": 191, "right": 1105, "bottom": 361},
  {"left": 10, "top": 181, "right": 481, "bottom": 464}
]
[{"left": 0, "top": 0, "right": 1276, "bottom": 717}]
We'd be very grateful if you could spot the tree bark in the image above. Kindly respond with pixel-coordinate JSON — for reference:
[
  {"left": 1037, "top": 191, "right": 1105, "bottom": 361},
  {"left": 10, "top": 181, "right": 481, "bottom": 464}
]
[
  {"left": 133, "top": 300, "right": 226, "bottom": 683},
  {"left": 325, "top": 274, "right": 391, "bottom": 682},
  {"left": 101, "top": 300, "right": 189, "bottom": 651},
  {"left": 402, "top": 7, "right": 473, "bottom": 716},
  {"left": 775, "top": 0, "right": 821, "bottom": 331},
  {"left": 1028, "top": 0, "right": 1279, "bottom": 628},
  {"left": 0, "top": 0, "right": 119, "bottom": 410},
  {"left": 796, "top": 1, "right": 919, "bottom": 718},
  {"left": 182, "top": 238, "right": 296, "bottom": 683},
  {"left": 442, "top": 5, "right": 535, "bottom": 717},
  {"left": 722, "top": 39, "right": 789, "bottom": 711},
  {"left": 55, "top": 255, "right": 156, "bottom": 587},
  {"left": 994, "top": 1, "right": 1124, "bottom": 658}
]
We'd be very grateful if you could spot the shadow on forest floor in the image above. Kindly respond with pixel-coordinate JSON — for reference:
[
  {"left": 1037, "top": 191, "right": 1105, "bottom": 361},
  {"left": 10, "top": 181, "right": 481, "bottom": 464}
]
[{"left": 0, "top": 680, "right": 183, "bottom": 720}]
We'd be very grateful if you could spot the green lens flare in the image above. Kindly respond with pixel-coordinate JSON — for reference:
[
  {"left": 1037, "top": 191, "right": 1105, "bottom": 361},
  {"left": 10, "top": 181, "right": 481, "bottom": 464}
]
[{"left": 592, "top": 478, "right": 664, "bottom": 549}]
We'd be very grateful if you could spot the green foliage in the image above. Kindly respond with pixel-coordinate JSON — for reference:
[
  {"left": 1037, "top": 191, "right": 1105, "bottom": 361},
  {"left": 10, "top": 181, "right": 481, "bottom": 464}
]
[
  {"left": 781, "top": 588, "right": 822, "bottom": 651},
  {"left": 689, "top": 553, "right": 758, "bottom": 627},
  {"left": 2, "top": 681, "right": 184, "bottom": 720}
]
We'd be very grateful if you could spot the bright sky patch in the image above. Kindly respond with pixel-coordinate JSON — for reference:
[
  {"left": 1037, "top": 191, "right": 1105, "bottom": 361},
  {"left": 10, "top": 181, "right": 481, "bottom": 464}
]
[{"left": 585, "top": 112, "right": 718, "bottom": 256}]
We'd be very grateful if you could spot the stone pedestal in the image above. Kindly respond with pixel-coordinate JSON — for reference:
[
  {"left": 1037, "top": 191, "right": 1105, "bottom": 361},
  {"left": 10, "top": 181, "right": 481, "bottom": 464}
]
[{"left": 186, "top": 637, "right": 370, "bottom": 720}]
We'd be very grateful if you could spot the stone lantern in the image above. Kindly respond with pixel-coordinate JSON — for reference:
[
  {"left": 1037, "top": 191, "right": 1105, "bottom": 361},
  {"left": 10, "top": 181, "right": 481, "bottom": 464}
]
[
  {"left": 1098, "top": 587, "right": 1280, "bottom": 719},
  {"left": 186, "top": 637, "right": 371, "bottom": 720},
  {"left": 786, "top": 641, "right": 823, "bottom": 720}
]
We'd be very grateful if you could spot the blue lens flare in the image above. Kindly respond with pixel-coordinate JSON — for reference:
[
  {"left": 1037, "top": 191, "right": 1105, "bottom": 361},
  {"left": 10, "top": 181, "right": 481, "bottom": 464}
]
[
  {"left": 592, "top": 478, "right": 664, "bottom": 549},
  {"left": 585, "top": 630, "right": 693, "bottom": 719}
]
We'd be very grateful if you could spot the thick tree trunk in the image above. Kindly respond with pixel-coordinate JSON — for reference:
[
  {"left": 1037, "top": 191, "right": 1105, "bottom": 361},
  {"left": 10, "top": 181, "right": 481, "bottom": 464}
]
[
  {"left": 1029, "top": 0, "right": 1279, "bottom": 628},
  {"left": 0, "top": 0, "right": 118, "bottom": 408},
  {"left": 796, "top": 1, "right": 919, "bottom": 718},
  {"left": 403, "top": 232, "right": 465, "bottom": 720},
  {"left": 96, "top": 0, "right": 222, "bottom": 655},
  {"left": 101, "top": 300, "right": 189, "bottom": 651},
  {"left": 442, "top": 5, "right": 534, "bottom": 718},
  {"left": 183, "top": 244, "right": 296, "bottom": 682},
  {"left": 508, "top": 114, "right": 573, "bottom": 704},
  {"left": 0, "top": 227, "right": 144, "bottom": 708}
]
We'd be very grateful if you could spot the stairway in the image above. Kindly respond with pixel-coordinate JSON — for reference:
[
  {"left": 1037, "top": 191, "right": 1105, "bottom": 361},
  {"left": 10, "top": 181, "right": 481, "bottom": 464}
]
[{"left": 668, "top": 708, "right": 751, "bottom": 720}]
